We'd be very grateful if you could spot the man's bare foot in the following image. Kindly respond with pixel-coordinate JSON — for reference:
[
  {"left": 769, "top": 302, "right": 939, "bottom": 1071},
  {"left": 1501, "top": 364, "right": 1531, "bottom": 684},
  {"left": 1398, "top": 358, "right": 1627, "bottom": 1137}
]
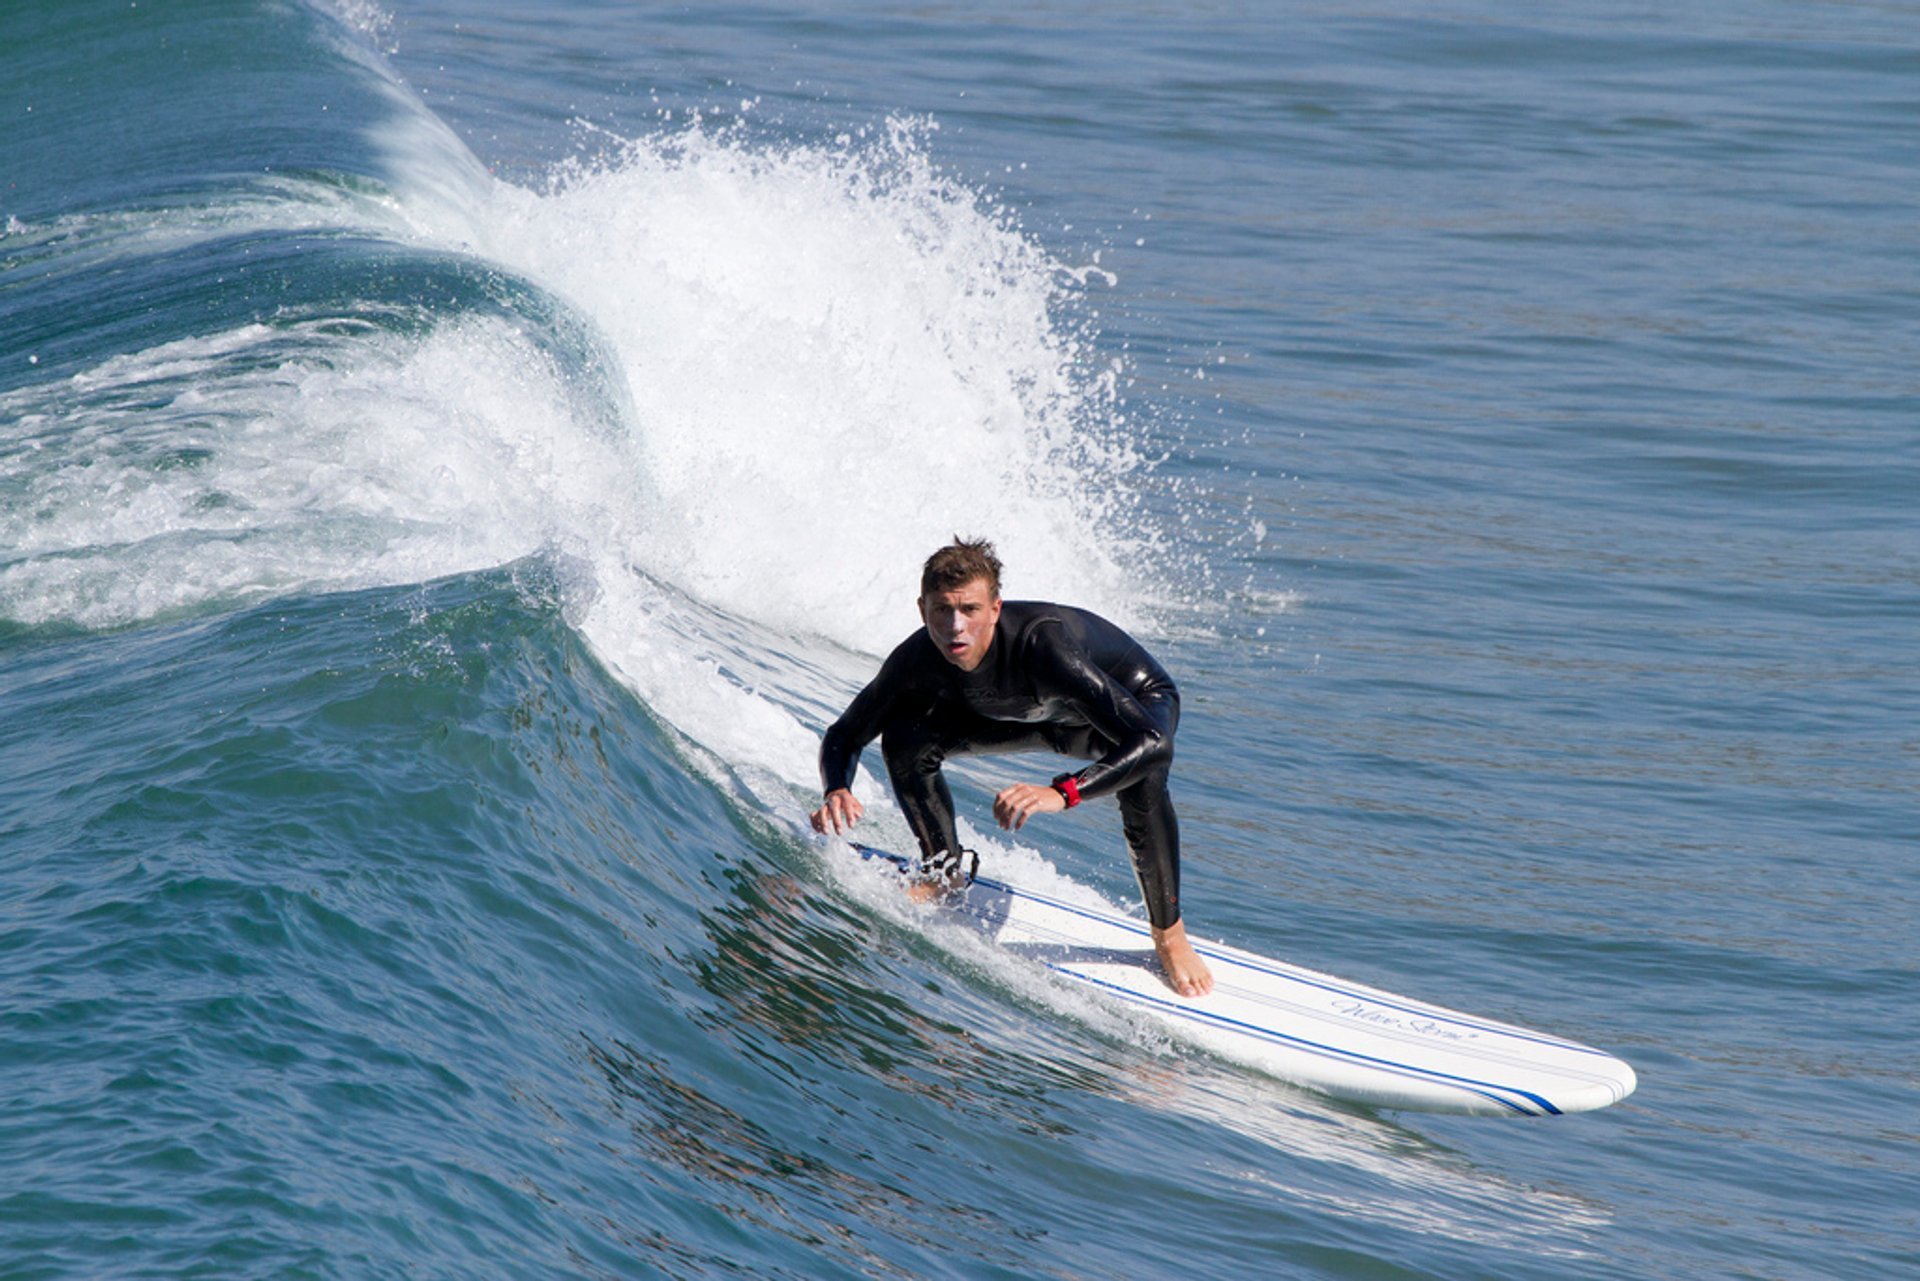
[
  {"left": 904, "top": 877, "right": 948, "bottom": 904},
  {"left": 904, "top": 867, "right": 968, "bottom": 904},
  {"left": 1152, "top": 920, "right": 1214, "bottom": 998},
  {"left": 903, "top": 850, "right": 972, "bottom": 904}
]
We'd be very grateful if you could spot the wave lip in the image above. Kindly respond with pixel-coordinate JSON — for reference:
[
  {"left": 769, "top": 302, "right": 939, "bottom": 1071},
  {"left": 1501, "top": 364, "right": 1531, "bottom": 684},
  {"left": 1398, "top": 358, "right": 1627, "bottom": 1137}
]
[{"left": 471, "top": 118, "right": 1159, "bottom": 651}]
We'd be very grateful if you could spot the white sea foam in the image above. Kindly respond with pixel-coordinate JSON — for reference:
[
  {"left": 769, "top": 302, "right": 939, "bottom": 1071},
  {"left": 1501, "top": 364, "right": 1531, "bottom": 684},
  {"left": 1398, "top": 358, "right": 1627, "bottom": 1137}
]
[
  {"left": 2, "top": 112, "right": 1163, "bottom": 813},
  {"left": 472, "top": 119, "right": 1155, "bottom": 652},
  {"left": 0, "top": 318, "right": 631, "bottom": 629}
]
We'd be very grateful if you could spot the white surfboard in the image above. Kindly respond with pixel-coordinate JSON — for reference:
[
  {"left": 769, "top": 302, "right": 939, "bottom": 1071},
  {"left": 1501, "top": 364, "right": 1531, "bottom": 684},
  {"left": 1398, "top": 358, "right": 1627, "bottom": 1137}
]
[{"left": 856, "top": 845, "right": 1637, "bottom": 1116}]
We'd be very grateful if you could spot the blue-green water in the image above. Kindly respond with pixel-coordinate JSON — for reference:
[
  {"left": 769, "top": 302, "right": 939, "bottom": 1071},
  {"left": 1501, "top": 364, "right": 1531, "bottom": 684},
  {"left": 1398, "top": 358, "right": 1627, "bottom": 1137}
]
[{"left": 3, "top": 2, "right": 1916, "bottom": 1276}]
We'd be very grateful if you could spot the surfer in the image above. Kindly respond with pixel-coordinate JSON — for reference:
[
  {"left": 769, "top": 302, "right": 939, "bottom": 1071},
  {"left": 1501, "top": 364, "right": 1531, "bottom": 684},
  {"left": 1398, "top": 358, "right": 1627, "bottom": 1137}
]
[{"left": 809, "top": 538, "right": 1214, "bottom": 998}]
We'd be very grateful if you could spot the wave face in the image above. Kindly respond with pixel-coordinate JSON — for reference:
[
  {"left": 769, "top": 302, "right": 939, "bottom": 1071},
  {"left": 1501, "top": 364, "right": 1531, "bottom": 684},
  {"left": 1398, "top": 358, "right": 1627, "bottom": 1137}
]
[
  {"left": 1, "top": 571, "right": 1617, "bottom": 1275},
  {"left": 7, "top": 1, "right": 1918, "bottom": 1278}
]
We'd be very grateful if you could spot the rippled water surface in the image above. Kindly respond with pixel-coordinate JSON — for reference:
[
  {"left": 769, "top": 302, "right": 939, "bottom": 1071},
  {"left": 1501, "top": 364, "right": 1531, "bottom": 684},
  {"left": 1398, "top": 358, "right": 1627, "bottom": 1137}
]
[{"left": 3, "top": 1, "right": 1916, "bottom": 1277}]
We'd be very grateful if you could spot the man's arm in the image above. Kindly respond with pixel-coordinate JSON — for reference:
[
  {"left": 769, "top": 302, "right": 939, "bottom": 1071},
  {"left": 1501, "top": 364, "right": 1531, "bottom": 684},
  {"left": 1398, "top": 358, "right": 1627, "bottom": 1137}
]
[
  {"left": 818, "top": 667, "right": 897, "bottom": 794},
  {"left": 1027, "top": 623, "right": 1172, "bottom": 801},
  {"left": 988, "top": 622, "right": 1171, "bottom": 833},
  {"left": 811, "top": 637, "right": 921, "bottom": 833}
]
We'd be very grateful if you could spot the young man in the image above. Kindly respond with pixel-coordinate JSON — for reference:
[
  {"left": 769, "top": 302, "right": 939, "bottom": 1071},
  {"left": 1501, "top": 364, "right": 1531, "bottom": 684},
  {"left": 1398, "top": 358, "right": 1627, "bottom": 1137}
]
[{"left": 809, "top": 539, "right": 1213, "bottom": 998}]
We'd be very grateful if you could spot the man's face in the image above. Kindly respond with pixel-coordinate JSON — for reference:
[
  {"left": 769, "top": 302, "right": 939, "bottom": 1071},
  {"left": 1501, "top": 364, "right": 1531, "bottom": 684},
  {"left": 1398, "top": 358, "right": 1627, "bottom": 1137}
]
[{"left": 918, "top": 577, "right": 1002, "bottom": 672}]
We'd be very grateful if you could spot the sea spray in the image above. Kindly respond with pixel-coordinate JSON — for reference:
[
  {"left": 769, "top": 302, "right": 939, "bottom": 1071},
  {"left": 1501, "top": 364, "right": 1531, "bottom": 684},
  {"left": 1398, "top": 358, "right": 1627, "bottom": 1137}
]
[{"left": 476, "top": 118, "right": 1160, "bottom": 652}]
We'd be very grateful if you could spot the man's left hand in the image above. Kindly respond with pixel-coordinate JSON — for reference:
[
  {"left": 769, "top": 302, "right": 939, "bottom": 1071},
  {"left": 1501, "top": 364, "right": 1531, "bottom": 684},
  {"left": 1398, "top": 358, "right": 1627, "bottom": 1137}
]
[{"left": 993, "top": 782, "right": 1068, "bottom": 831}]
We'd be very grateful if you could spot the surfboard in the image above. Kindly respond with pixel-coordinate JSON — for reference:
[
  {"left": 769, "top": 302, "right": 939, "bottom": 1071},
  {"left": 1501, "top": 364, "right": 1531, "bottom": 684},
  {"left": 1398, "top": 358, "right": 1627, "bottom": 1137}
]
[{"left": 854, "top": 844, "right": 1637, "bottom": 1117}]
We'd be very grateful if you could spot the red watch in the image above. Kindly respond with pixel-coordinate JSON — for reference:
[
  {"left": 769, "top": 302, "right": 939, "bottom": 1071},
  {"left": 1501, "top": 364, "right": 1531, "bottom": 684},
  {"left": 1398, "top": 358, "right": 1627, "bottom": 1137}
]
[{"left": 1050, "top": 773, "right": 1082, "bottom": 808}]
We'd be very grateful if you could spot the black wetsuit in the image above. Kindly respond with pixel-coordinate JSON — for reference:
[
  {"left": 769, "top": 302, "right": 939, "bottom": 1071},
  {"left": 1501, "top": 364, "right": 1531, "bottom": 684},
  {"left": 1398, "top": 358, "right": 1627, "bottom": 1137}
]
[{"left": 819, "top": 601, "right": 1185, "bottom": 928}]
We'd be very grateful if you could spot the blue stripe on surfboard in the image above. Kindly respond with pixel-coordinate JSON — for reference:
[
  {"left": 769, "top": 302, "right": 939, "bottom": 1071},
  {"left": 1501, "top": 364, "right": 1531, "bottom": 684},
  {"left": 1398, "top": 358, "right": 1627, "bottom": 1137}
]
[
  {"left": 851, "top": 842, "right": 1573, "bottom": 1052},
  {"left": 1051, "top": 962, "right": 1558, "bottom": 1115},
  {"left": 849, "top": 844, "right": 1620, "bottom": 1112},
  {"left": 971, "top": 876, "right": 1633, "bottom": 1107},
  {"left": 966, "top": 870, "right": 1612, "bottom": 1059},
  {"left": 949, "top": 886, "right": 1564, "bottom": 1114},
  {"left": 974, "top": 892, "right": 1629, "bottom": 1105}
]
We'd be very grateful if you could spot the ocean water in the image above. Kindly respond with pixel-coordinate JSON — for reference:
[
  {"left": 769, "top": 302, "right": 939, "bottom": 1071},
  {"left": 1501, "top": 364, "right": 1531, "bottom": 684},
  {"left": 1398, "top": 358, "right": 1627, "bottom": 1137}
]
[{"left": 3, "top": 0, "right": 1916, "bottom": 1276}]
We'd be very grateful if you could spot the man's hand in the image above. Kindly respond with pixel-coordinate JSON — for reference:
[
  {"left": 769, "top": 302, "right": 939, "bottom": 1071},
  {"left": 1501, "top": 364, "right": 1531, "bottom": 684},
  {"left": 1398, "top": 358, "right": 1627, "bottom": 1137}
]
[
  {"left": 993, "top": 782, "right": 1067, "bottom": 831},
  {"left": 810, "top": 788, "right": 865, "bottom": 836}
]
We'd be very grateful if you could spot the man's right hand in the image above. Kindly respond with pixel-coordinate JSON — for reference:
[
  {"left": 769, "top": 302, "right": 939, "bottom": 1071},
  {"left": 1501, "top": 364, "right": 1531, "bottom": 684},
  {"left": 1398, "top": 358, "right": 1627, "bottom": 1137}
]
[{"left": 810, "top": 788, "right": 865, "bottom": 836}]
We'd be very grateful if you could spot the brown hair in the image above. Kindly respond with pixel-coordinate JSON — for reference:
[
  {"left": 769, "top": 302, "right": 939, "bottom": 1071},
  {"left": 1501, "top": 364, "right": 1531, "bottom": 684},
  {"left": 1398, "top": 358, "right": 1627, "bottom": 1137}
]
[{"left": 920, "top": 537, "right": 1003, "bottom": 599}]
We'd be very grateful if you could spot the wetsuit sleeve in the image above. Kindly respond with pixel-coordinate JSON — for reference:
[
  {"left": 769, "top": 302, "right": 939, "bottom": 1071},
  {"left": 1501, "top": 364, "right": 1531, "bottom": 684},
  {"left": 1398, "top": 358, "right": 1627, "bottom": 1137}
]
[
  {"left": 1026, "top": 621, "right": 1172, "bottom": 800},
  {"left": 818, "top": 639, "right": 920, "bottom": 794}
]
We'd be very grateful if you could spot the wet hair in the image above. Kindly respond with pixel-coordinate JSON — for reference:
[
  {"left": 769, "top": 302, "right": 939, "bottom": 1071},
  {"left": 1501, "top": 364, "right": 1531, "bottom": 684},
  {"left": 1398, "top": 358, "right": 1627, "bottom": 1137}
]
[{"left": 920, "top": 537, "right": 1003, "bottom": 599}]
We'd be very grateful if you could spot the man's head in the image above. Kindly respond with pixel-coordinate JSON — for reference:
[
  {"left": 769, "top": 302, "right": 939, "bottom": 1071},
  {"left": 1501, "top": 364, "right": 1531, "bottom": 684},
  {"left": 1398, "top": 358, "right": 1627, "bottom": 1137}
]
[
  {"left": 919, "top": 538, "right": 1002, "bottom": 600},
  {"left": 918, "top": 538, "right": 1003, "bottom": 672}
]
